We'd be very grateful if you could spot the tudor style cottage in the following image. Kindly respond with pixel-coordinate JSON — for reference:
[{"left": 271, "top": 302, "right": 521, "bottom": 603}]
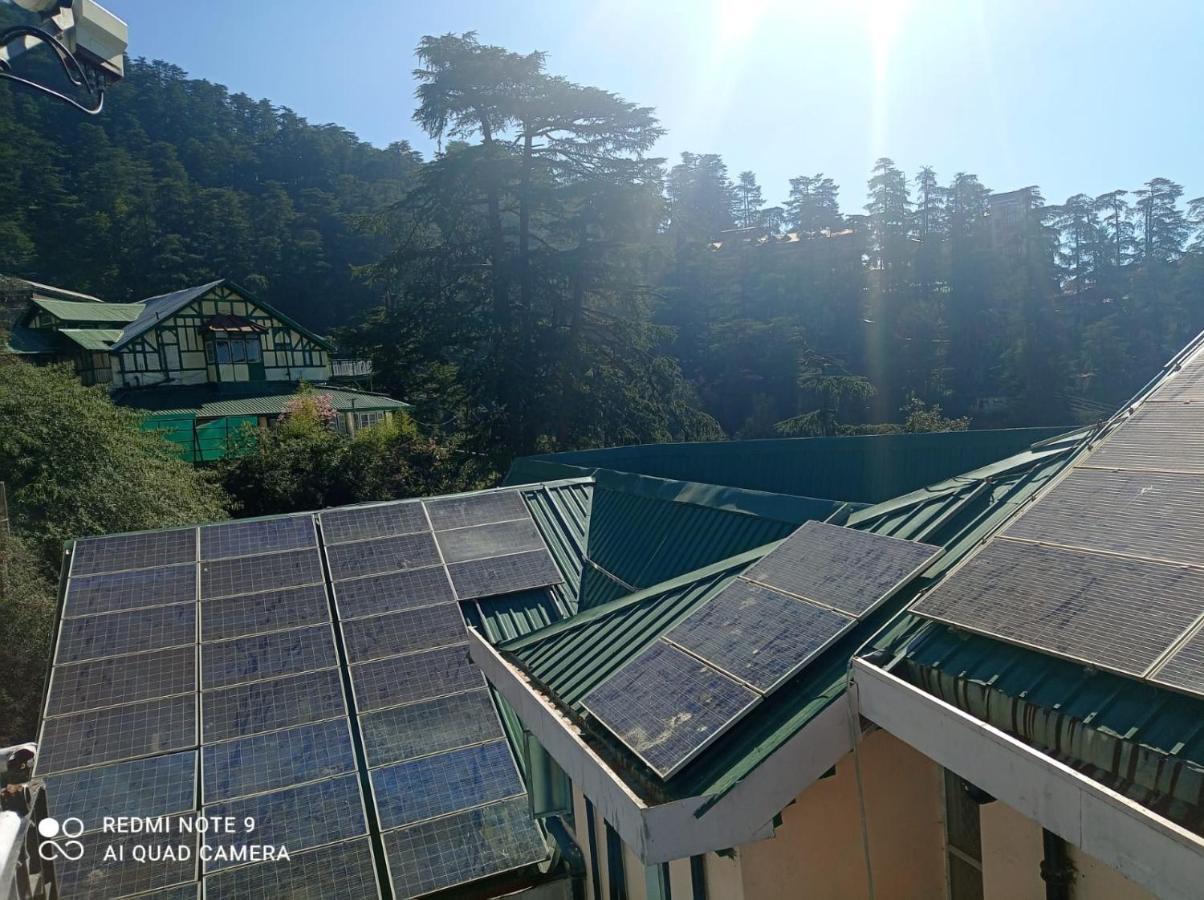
[{"left": 4, "top": 278, "right": 406, "bottom": 459}]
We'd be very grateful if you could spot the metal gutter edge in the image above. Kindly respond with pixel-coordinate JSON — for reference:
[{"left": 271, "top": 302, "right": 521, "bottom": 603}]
[{"left": 851, "top": 658, "right": 1204, "bottom": 900}]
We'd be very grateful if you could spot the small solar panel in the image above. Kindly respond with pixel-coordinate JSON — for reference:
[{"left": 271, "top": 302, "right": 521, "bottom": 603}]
[
  {"left": 201, "top": 583, "right": 330, "bottom": 641},
  {"left": 200, "top": 516, "right": 316, "bottom": 560},
  {"left": 134, "top": 885, "right": 200, "bottom": 900},
  {"left": 447, "top": 549, "right": 563, "bottom": 601},
  {"left": 71, "top": 528, "right": 196, "bottom": 576},
  {"left": 320, "top": 501, "right": 429, "bottom": 544},
  {"left": 435, "top": 518, "right": 544, "bottom": 564},
  {"left": 1005, "top": 468, "right": 1204, "bottom": 567},
  {"left": 202, "top": 718, "right": 355, "bottom": 802},
  {"left": 341, "top": 603, "right": 467, "bottom": 664},
  {"left": 370, "top": 740, "right": 526, "bottom": 829},
  {"left": 325, "top": 532, "right": 441, "bottom": 581},
  {"left": 202, "top": 775, "right": 367, "bottom": 872},
  {"left": 64, "top": 564, "right": 196, "bottom": 617},
  {"left": 200, "top": 549, "right": 325, "bottom": 599},
  {"left": 425, "top": 491, "right": 529, "bottom": 531},
  {"left": 913, "top": 540, "right": 1204, "bottom": 677},
  {"left": 55, "top": 602, "right": 196, "bottom": 665},
  {"left": 333, "top": 566, "right": 456, "bottom": 620},
  {"left": 666, "top": 579, "right": 854, "bottom": 692},
  {"left": 201, "top": 625, "right": 337, "bottom": 689},
  {"left": 1153, "top": 628, "right": 1204, "bottom": 694},
  {"left": 36, "top": 694, "right": 197, "bottom": 776},
  {"left": 360, "top": 689, "right": 505, "bottom": 768},
  {"left": 351, "top": 645, "right": 483, "bottom": 712},
  {"left": 203, "top": 668, "right": 346, "bottom": 742},
  {"left": 56, "top": 830, "right": 198, "bottom": 899},
  {"left": 384, "top": 796, "right": 546, "bottom": 899},
  {"left": 583, "top": 641, "right": 758, "bottom": 778},
  {"left": 42, "top": 751, "right": 196, "bottom": 827},
  {"left": 743, "top": 521, "right": 939, "bottom": 617},
  {"left": 1088, "top": 404, "right": 1204, "bottom": 474},
  {"left": 47, "top": 646, "right": 196, "bottom": 716},
  {"left": 203, "top": 837, "right": 380, "bottom": 900}
]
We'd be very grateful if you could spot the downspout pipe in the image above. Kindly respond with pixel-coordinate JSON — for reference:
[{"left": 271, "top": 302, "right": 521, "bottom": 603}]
[{"left": 1040, "top": 828, "right": 1074, "bottom": 900}]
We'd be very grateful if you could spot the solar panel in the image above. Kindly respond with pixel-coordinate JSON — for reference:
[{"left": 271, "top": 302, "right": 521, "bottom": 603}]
[
  {"left": 64, "top": 564, "right": 196, "bottom": 617},
  {"left": 384, "top": 796, "right": 546, "bottom": 899},
  {"left": 341, "top": 603, "right": 467, "bottom": 664},
  {"left": 201, "top": 583, "right": 330, "bottom": 641},
  {"left": 200, "top": 549, "right": 325, "bottom": 599},
  {"left": 325, "top": 532, "right": 441, "bottom": 581},
  {"left": 1087, "top": 404, "right": 1204, "bottom": 474},
  {"left": 743, "top": 521, "right": 940, "bottom": 616},
  {"left": 665, "top": 579, "right": 854, "bottom": 692},
  {"left": 1153, "top": 628, "right": 1204, "bottom": 694},
  {"left": 203, "top": 837, "right": 380, "bottom": 900},
  {"left": 200, "top": 516, "right": 316, "bottom": 560},
  {"left": 435, "top": 518, "right": 544, "bottom": 564},
  {"left": 71, "top": 528, "right": 196, "bottom": 576},
  {"left": 350, "top": 645, "right": 483, "bottom": 712},
  {"left": 42, "top": 751, "right": 196, "bottom": 827},
  {"left": 913, "top": 539, "right": 1204, "bottom": 677},
  {"left": 370, "top": 740, "right": 526, "bottom": 829},
  {"left": 447, "top": 550, "right": 563, "bottom": 601},
  {"left": 35, "top": 694, "right": 197, "bottom": 776},
  {"left": 202, "top": 668, "right": 347, "bottom": 742},
  {"left": 134, "top": 885, "right": 200, "bottom": 900},
  {"left": 55, "top": 603, "right": 196, "bottom": 664},
  {"left": 201, "top": 625, "right": 337, "bottom": 689},
  {"left": 333, "top": 566, "right": 456, "bottom": 620},
  {"left": 56, "top": 830, "right": 198, "bottom": 899},
  {"left": 202, "top": 775, "right": 368, "bottom": 872},
  {"left": 425, "top": 491, "right": 529, "bottom": 531},
  {"left": 582, "top": 641, "right": 758, "bottom": 778},
  {"left": 46, "top": 646, "right": 196, "bottom": 716},
  {"left": 320, "top": 501, "right": 429, "bottom": 544},
  {"left": 1005, "top": 468, "right": 1204, "bottom": 567},
  {"left": 202, "top": 718, "right": 355, "bottom": 802},
  {"left": 360, "top": 690, "right": 505, "bottom": 768}
]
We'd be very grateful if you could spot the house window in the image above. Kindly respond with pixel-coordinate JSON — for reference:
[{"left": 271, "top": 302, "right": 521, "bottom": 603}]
[
  {"left": 207, "top": 333, "right": 263, "bottom": 367},
  {"left": 605, "top": 821, "right": 628, "bottom": 900},
  {"left": 354, "top": 411, "right": 386, "bottom": 430},
  {"left": 944, "top": 770, "right": 985, "bottom": 900}
]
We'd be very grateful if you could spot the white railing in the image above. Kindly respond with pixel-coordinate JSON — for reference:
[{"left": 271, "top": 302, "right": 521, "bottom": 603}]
[{"left": 330, "top": 359, "right": 373, "bottom": 377}]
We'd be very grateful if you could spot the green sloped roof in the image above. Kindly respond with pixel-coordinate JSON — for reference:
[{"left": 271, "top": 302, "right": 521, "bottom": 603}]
[
  {"left": 117, "top": 383, "right": 409, "bottom": 418},
  {"left": 4, "top": 325, "right": 64, "bottom": 355},
  {"left": 59, "top": 328, "right": 123, "bottom": 351},
  {"left": 31, "top": 298, "right": 143, "bottom": 323}
]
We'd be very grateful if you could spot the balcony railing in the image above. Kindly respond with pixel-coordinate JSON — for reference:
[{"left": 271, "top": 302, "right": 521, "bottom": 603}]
[
  {"left": 0, "top": 782, "right": 57, "bottom": 900},
  {"left": 330, "top": 358, "right": 373, "bottom": 378}
]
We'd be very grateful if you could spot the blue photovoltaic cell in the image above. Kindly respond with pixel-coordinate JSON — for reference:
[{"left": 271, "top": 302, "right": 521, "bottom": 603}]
[
  {"left": 200, "top": 549, "right": 325, "bottom": 599},
  {"left": 202, "top": 775, "right": 367, "bottom": 871},
  {"left": 134, "top": 885, "right": 200, "bottom": 900},
  {"left": 384, "top": 796, "right": 546, "bottom": 899},
  {"left": 201, "top": 625, "right": 336, "bottom": 689},
  {"left": 583, "top": 642, "right": 758, "bottom": 778},
  {"left": 64, "top": 564, "right": 196, "bottom": 618},
  {"left": 434, "top": 518, "right": 543, "bottom": 564},
  {"left": 202, "top": 718, "right": 355, "bottom": 802},
  {"left": 446, "top": 549, "right": 563, "bottom": 600},
  {"left": 43, "top": 751, "right": 196, "bottom": 828},
  {"left": 57, "top": 830, "right": 198, "bottom": 899},
  {"left": 320, "top": 502, "right": 429, "bottom": 544},
  {"left": 55, "top": 603, "right": 196, "bottom": 664},
  {"left": 70, "top": 528, "right": 196, "bottom": 576},
  {"left": 325, "top": 532, "right": 442, "bottom": 581},
  {"left": 202, "top": 668, "right": 347, "bottom": 742},
  {"left": 425, "top": 491, "right": 529, "bottom": 531},
  {"left": 350, "top": 645, "right": 483, "bottom": 712},
  {"left": 35, "top": 695, "right": 197, "bottom": 776},
  {"left": 200, "top": 516, "right": 316, "bottom": 560},
  {"left": 666, "top": 580, "right": 853, "bottom": 692},
  {"left": 360, "top": 690, "right": 504, "bottom": 768},
  {"left": 46, "top": 646, "right": 196, "bottom": 716},
  {"left": 333, "top": 566, "right": 455, "bottom": 621},
  {"left": 203, "top": 837, "right": 379, "bottom": 900},
  {"left": 201, "top": 583, "right": 330, "bottom": 641},
  {"left": 341, "top": 603, "right": 467, "bottom": 664},
  {"left": 370, "top": 740, "right": 525, "bottom": 829}
]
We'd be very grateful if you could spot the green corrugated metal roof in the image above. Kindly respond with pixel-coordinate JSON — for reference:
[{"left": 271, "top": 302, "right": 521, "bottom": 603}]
[
  {"left": 4, "top": 325, "right": 63, "bottom": 355},
  {"left": 31, "top": 298, "right": 143, "bottom": 323},
  {"left": 116, "top": 383, "right": 408, "bottom": 418},
  {"left": 59, "top": 328, "right": 123, "bottom": 351},
  {"left": 515, "top": 427, "right": 1070, "bottom": 503}
]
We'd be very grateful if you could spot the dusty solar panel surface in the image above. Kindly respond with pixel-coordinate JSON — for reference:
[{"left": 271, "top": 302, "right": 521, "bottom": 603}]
[
  {"left": 584, "top": 522, "right": 939, "bottom": 777},
  {"left": 36, "top": 490, "right": 568, "bottom": 898},
  {"left": 914, "top": 349, "right": 1204, "bottom": 696}
]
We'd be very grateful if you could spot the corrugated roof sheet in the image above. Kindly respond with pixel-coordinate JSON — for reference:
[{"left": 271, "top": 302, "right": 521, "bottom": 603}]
[
  {"left": 31, "top": 298, "right": 143, "bottom": 323},
  {"left": 59, "top": 328, "right": 123, "bottom": 351},
  {"left": 112, "top": 280, "right": 223, "bottom": 349},
  {"left": 4, "top": 325, "right": 63, "bottom": 355},
  {"left": 117, "top": 384, "right": 408, "bottom": 418}
]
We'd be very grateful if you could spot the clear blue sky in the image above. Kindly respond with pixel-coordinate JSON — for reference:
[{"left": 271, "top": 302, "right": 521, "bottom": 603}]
[{"left": 105, "top": 0, "right": 1201, "bottom": 210}]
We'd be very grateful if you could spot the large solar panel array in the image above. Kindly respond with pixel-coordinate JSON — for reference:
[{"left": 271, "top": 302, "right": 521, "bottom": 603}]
[
  {"left": 584, "top": 521, "right": 940, "bottom": 777},
  {"left": 913, "top": 347, "right": 1204, "bottom": 698},
  {"left": 322, "top": 491, "right": 550, "bottom": 897}
]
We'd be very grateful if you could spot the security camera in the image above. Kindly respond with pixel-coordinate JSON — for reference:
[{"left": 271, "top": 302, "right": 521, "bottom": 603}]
[{"left": 8, "top": 0, "right": 128, "bottom": 79}]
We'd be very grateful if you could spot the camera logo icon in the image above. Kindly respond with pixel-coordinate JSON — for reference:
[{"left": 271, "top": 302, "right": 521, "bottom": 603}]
[{"left": 36, "top": 817, "right": 85, "bottom": 861}]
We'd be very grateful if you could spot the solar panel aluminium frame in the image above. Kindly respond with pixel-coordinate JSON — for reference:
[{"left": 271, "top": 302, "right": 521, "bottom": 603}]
[{"left": 580, "top": 638, "right": 762, "bottom": 779}]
